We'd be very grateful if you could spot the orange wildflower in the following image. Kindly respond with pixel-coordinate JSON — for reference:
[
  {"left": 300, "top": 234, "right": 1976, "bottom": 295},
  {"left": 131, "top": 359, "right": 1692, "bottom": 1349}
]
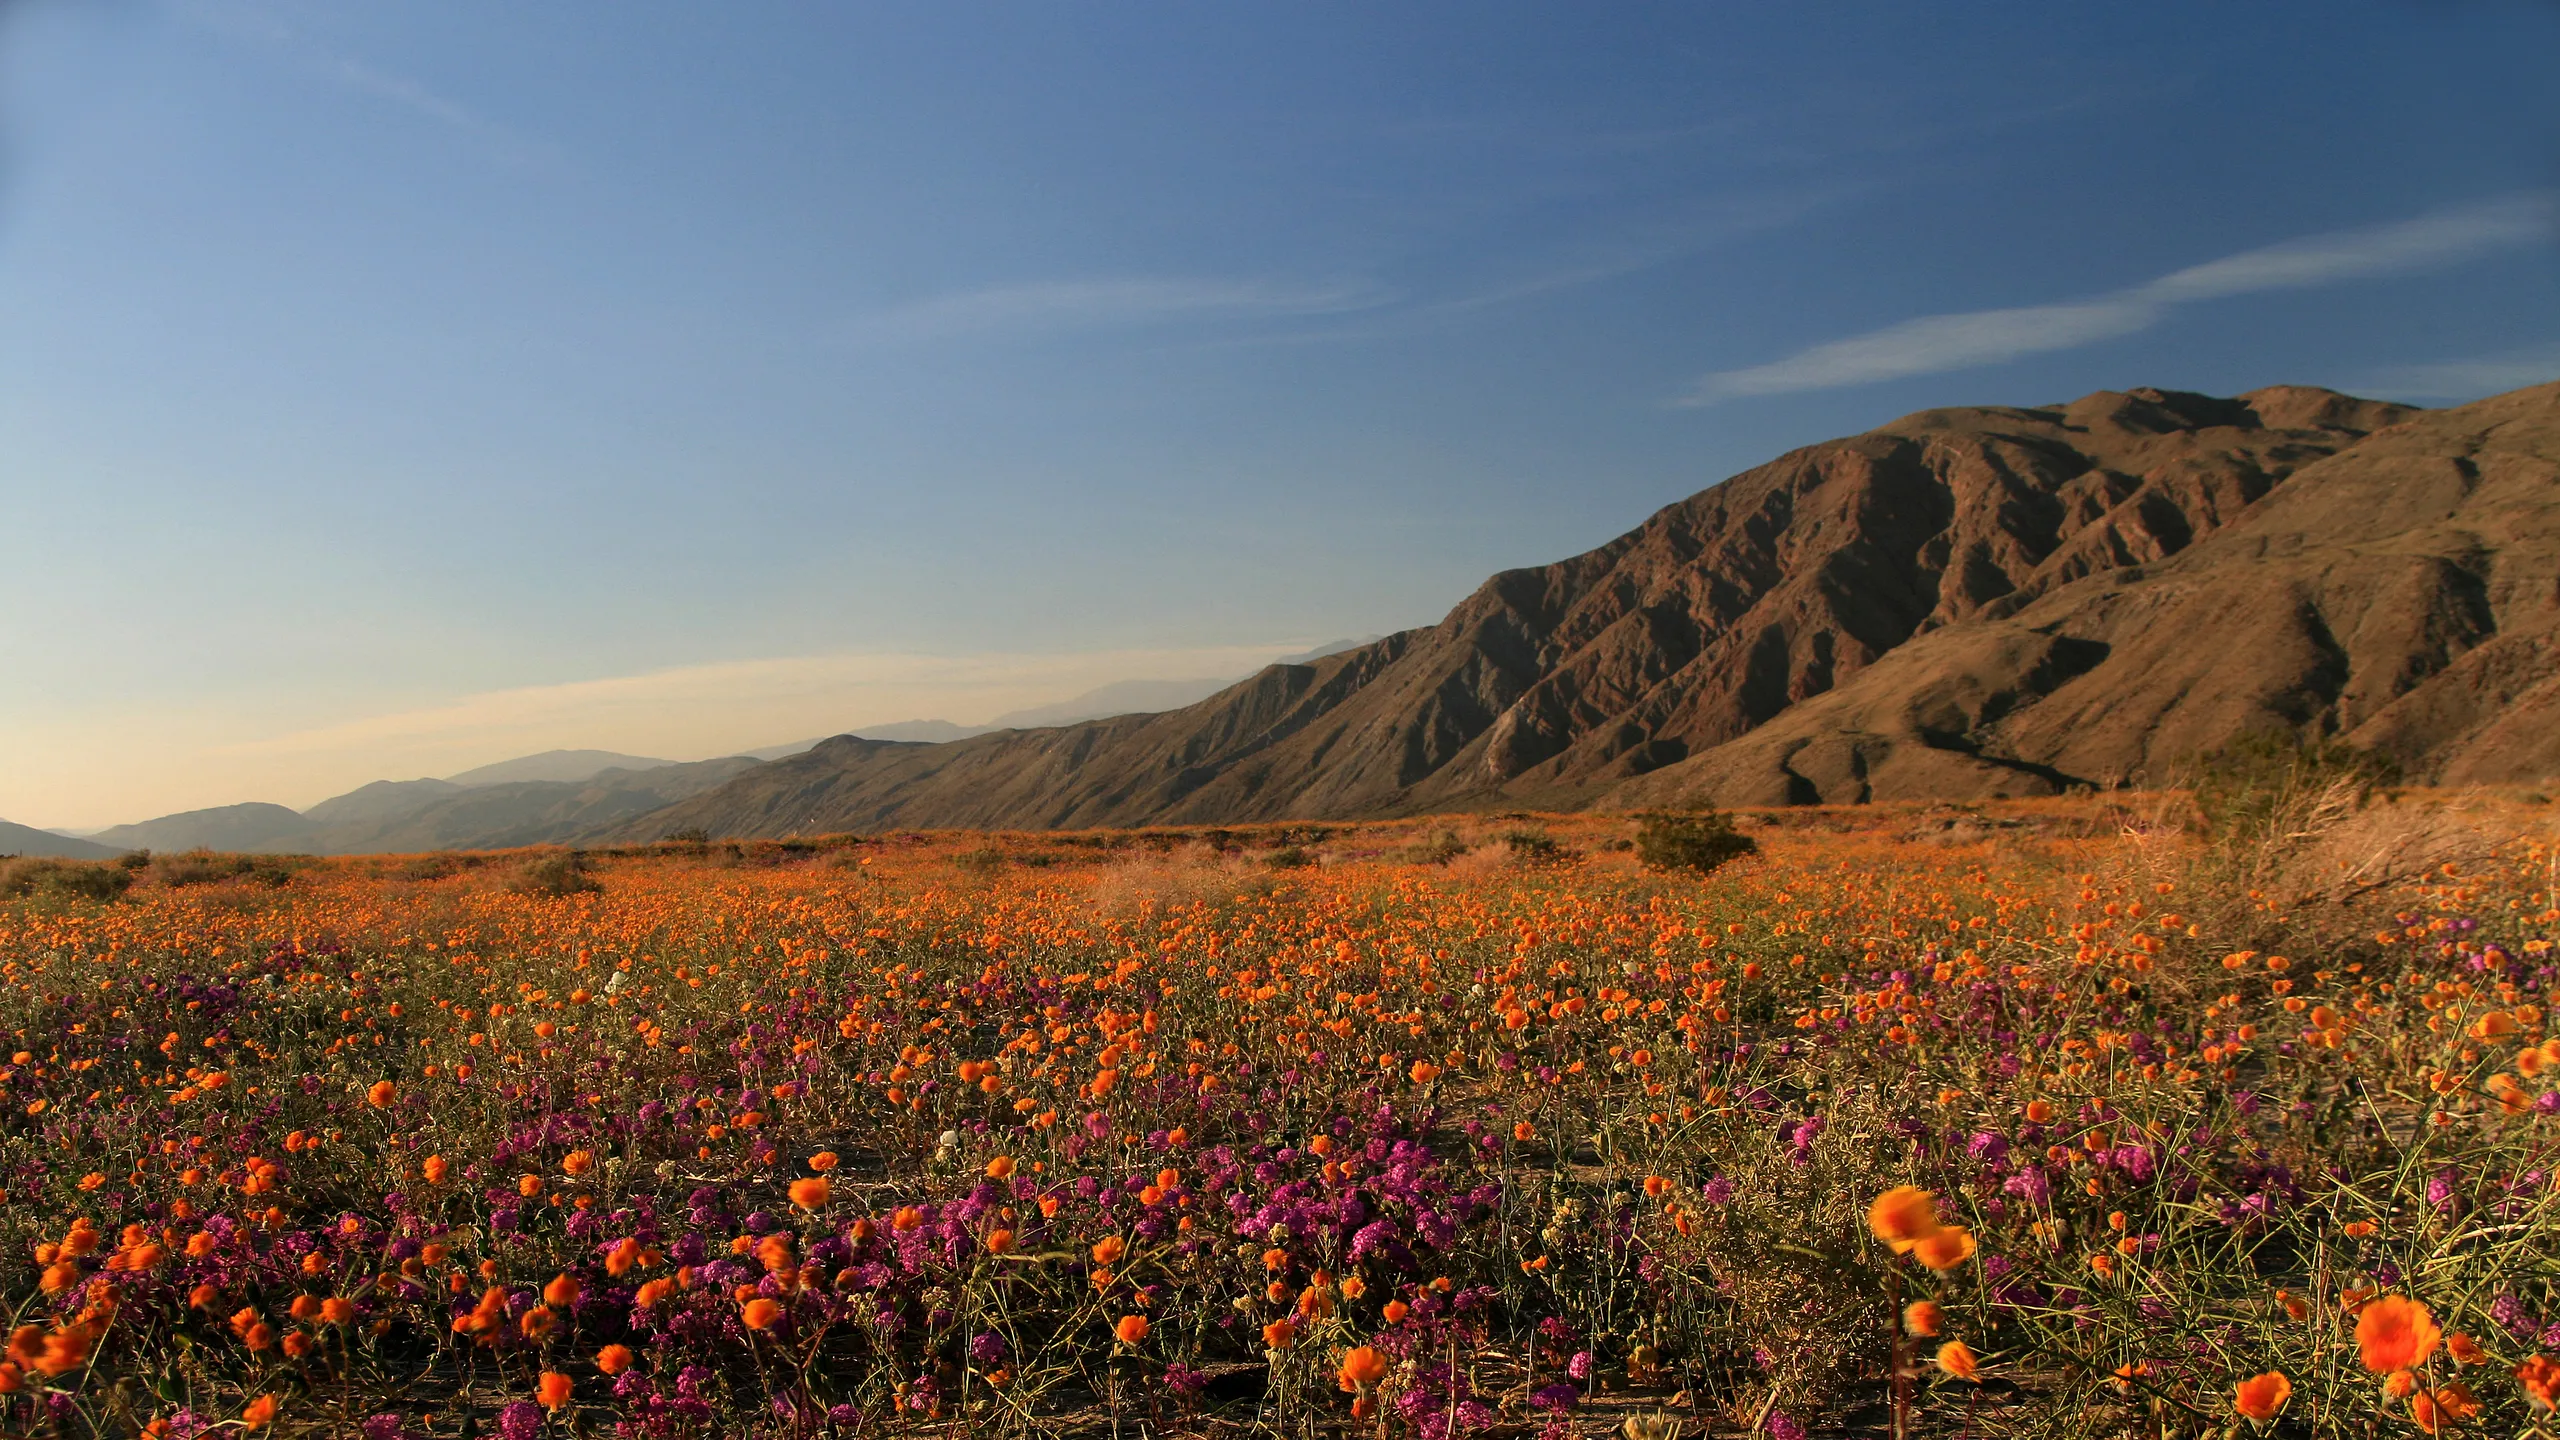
[
  {"left": 1936, "top": 1341, "right": 1981, "bottom": 1382},
  {"left": 2232, "top": 1371, "right": 2290, "bottom": 1424},
  {"left": 2515, "top": 1354, "right": 2560, "bottom": 1411},
  {"left": 1911, "top": 1227, "right": 1976, "bottom": 1271},
  {"left": 2357, "top": 1296, "right": 2441, "bottom": 1374},
  {"left": 1866, "top": 1186, "right": 1939, "bottom": 1253}
]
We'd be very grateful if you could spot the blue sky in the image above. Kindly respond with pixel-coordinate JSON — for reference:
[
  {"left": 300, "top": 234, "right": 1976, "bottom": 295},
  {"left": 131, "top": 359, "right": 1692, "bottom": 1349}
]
[{"left": 3, "top": 1, "right": 2557, "bottom": 826}]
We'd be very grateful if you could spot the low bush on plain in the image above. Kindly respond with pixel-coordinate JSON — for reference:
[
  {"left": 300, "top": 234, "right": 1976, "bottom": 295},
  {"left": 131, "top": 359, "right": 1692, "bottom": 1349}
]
[
  {"left": 1634, "top": 807, "right": 1757, "bottom": 875},
  {"left": 507, "top": 850, "right": 601, "bottom": 898},
  {"left": 0, "top": 857, "right": 132, "bottom": 902}
]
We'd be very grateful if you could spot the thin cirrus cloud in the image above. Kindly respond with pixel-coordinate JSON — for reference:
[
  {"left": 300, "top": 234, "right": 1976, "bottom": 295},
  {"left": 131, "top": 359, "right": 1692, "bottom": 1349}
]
[
  {"left": 2356, "top": 341, "right": 2560, "bottom": 400},
  {"left": 204, "top": 643, "right": 1319, "bottom": 780},
  {"left": 1683, "top": 191, "right": 2557, "bottom": 403},
  {"left": 853, "top": 276, "right": 1392, "bottom": 344},
  {"left": 175, "top": 0, "right": 554, "bottom": 166}
]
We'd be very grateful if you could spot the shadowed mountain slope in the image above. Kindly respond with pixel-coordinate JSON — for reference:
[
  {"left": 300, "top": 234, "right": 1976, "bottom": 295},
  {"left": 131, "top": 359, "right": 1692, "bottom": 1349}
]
[
  {"left": 613, "top": 382, "right": 2560, "bottom": 839},
  {"left": 1614, "top": 379, "right": 2560, "bottom": 805}
]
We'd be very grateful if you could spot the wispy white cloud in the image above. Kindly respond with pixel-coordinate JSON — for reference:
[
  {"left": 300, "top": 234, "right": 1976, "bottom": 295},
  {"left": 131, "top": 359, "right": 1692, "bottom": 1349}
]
[
  {"left": 1435, "top": 187, "right": 1852, "bottom": 316},
  {"left": 2138, "top": 194, "right": 2554, "bottom": 303},
  {"left": 1683, "top": 192, "right": 2557, "bottom": 403},
  {"left": 212, "top": 645, "right": 1320, "bottom": 776},
  {"left": 1691, "top": 299, "right": 2158, "bottom": 400},
  {"left": 855, "top": 277, "right": 1389, "bottom": 343},
  {"left": 2355, "top": 342, "right": 2560, "bottom": 400},
  {"left": 174, "top": 0, "right": 553, "bottom": 165}
]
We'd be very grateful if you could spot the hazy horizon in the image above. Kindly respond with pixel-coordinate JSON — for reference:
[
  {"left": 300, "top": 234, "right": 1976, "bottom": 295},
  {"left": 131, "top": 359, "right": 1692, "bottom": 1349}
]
[{"left": 6, "top": 2, "right": 2557, "bottom": 827}]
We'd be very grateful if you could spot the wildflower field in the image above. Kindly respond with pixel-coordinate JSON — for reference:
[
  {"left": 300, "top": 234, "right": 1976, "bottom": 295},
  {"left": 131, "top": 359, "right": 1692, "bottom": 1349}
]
[{"left": 2, "top": 797, "right": 2557, "bottom": 1438}]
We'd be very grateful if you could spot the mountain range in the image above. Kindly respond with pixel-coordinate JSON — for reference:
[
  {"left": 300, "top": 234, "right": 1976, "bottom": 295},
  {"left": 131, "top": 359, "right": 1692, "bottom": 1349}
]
[
  {"left": 613, "top": 380, "right": 2560, "bottom": 838},
  {"left": 75, "top": 757, "right": 760, "bottom": 856},
  {"left": 12, "top": 650, "right": 1399, "bottom": 856},
  {"left": 22, "top": 381, "right": 2557, "bottom": 856}
]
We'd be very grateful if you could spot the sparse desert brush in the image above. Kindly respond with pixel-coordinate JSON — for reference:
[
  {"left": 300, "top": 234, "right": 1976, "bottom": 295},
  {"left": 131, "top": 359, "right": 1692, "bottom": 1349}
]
[
  {"left": 0, "top": 856, "right": 131, "bottom": 902},
  {"left": 1400, "top": 827, "right": 1471, "bottom": 865},
  {"left": 506, "top": 848, "right": 601, "bottom": 897},
  {"left": 1085, "top": 840, "right": 1276, "bottom": 915},
  {"left": 1500, "top": 824, "right": 1572, "bottom": 864},
  {"left": 0, "top": 795, "right": 2554, "bottom": 1437},
  {"left": 1633, "top": 807, "right": 1756, "bottom": 876},
  {"left": 150, "top": 847, "right": 300, "bottom": 888}
]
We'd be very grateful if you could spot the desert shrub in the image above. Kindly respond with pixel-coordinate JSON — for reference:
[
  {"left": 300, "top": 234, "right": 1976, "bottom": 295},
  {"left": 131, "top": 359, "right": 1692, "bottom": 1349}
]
[
  {"left": 508, "top": 851, "right": 601, "bottom": 898},
  {"left": 1634, "top": 808, "right": 1757, "bottom": 875},
  {"left": 660, "top": 826, "right": 711, "bottom": 845},
  {"left": 1263, "top": 845, "right": 1314, "bottom": 870},
  {"left": 116, "top": 848, "right": 152, "bottom": 871},
  {"left": 151, "top": 849, "right": 300, "bottom": 888},
  {"left": 395, "top": 854, "right": 486, "bottom": 882},
  {"left": 1501, "top": 826, "right": 1571, "bottom": 864},
  {"left": 2180, "top": 732, "right": 2433, "bottom": 932},
  {"left": 0, "top": 858, "right": 133, "bottom": 902},
  {"left": 1085, "top": 843, "right": 1278, "bottom": 915},
  {"left": 1402, "top": 828, "right": 1471, "bottom": 865},
  {"left": 2191, "top": 731, "right": 2399, "bottom": 842},
  {"left": 953, "top": 847, "right": 1008, "bottom": 875}
]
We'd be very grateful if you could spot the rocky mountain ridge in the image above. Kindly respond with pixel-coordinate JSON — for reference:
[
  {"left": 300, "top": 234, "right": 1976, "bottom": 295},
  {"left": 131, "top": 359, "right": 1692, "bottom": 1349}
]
[{"left": 617, "top": 380, "right": 2560, "bottom": 839}]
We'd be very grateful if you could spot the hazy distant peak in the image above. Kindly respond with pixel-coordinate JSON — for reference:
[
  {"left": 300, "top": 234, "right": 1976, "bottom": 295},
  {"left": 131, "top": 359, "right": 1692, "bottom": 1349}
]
[
  {"left": 301, "top": 777, "right": 464, "bottom": 826},
  {"left": 444, "top": 750, "right": 676, "bottom": 787},
  {"left": 0, "top": 820, "right": 122, "bottom": 859},
  {"left": 1275, "top": 636, "right": 1384, "bottom": 665},
  {"left": 91, "top": 802, "right": 317, "bottom": 855},
  {"left": 986, "top": 677, "right": 1237, "bottom": 730},
  {"left": 846, "top": 720, "right": 993, "bottom": 744}
]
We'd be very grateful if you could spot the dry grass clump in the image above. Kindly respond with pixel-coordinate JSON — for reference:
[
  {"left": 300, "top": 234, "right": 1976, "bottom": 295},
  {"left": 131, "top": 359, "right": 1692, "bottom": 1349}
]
[{"left": 1083, "top": 841, "right": 1280, "bottom": 915}]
